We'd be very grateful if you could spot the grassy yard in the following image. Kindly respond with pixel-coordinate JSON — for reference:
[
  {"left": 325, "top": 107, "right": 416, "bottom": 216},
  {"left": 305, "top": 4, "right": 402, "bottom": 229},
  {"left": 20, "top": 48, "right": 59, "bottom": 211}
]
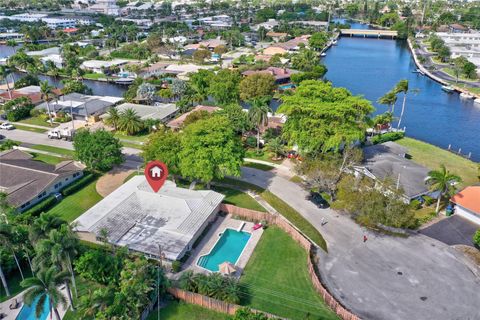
[
  {"left": 239, "top": 227, "right": 338, "bottom": 320},
  {"left": 243, "top": 162, "right": 274, "bottom": 171},
  {"left": 218, "top": 177, "right": 328, "bottom": 252},
  {"left": 115, "top": 131, "right": 151, "bottom": 143},
  {"left": 441, "top": 67, "right": 478, "bottom": 82},
  {"left": 30, "top": 144, "right": 74, "bottom": 157},
  {"left": 18, "top": 116, "right": 57, "bottom": 127},
  {"left": 244, "top": 149, "right": 283, "bottom": 164},
  {"left": 14, "top": 124, "right": 48, "bottom": 133},
  {"left": 46, "top": 179, "right": 103, "bottom": 222},
  {"left": 83, "top": 73, "right": 107, "bottom": 80},
  {"left": 31, "top": 152, "right": 67, "bottom": 165},
  {"left": 396, "top": 137, "right": 479, "bottom": 187},
  {"left": 450, "top": 83, "right": 480, "bottom": 95},
  {"left": 212, "top": 186, "right": 267, "bottom": 212},
  {"left": 121, "top": 141, "right": 143, "bottom": 150},
  {"left": 147, "top": 302, "right": 230, "bottom": 320}
]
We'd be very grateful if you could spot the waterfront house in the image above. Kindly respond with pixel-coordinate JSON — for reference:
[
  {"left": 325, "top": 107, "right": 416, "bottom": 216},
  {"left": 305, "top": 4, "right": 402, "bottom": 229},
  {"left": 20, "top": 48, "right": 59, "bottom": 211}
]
[
  {"left": 451, "top": 186, "right": 480, "bottom": 225},
  {"left": 353, "top": 142, "right": 432, "bottom": 203},
  {"left": 109, "top": 102, "right": 179, "bottom": 123},
  {"left": 241, "top": 67, "right": 297, "bottom": 85},
  {"left": 0, "top": 149, "right": 84, "bottom": 211},
  {"left": 73, "top": 176, "right": 224, "bottom": 262},
  {"left": 0, "top": 85, "right": 62, "bottom": 105},
  {"left": 81, "top": 59, "right": 129, "bottom": 74},
  {"left": 167, "top": 105, "right": 220, "bottom": 130}
]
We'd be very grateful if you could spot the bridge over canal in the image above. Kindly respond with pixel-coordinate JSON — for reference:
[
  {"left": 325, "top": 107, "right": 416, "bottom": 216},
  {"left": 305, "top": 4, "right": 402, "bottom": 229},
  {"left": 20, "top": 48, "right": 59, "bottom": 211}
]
[{"left": 340, "top": 29, "right": 398, "bottom": 39}]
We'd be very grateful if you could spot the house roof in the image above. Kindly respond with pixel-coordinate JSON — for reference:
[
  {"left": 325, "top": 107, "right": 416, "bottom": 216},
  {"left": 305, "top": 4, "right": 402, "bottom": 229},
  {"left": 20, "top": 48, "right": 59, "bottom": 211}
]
[
  {"left": 266, "top": 31, "right": 287, "bottom": 37},
  {"left": 451, "top": 186, "right": 480, "bottom": 214},
  {"left": 166, "top": 105, "right": 220, "bottom": 129},
  {"left": 0, "top": 149, "right": 84, "bottom": 207},
  {"left": 36, "top": 93, "right": 123, "bottom": 117},
  {"left": 0, "top": 86, "right": 62, "bottom": 104},
  {"left": 113, "top": 102, "right": 178, "bottom": 121},
  {"left": 361, "top": 142, "right": 430, "bottom": 199},
  {"left": 242, "top": 67, "right": 296, "bottom": 81},
  {"left": 74, "top": 176, "right": 224, "bottom": 261}
]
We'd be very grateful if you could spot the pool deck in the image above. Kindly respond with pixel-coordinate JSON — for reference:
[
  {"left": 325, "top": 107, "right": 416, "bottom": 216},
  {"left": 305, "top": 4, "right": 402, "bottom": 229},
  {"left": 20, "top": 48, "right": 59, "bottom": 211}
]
[
  {"left": 0, "top": 288, "right": 70, "bottom": 320},
  {"left": 183, "top": 215, "right": 263, "bottom": 277}
]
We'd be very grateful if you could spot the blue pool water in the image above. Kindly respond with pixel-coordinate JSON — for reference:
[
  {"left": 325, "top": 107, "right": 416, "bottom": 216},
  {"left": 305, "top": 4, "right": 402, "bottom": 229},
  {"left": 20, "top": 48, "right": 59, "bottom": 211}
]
[
  {"left": 16, "top": 296, "right": 50, "bottom": 320},
  {"left": 197, "top": 229, "right": 251, "bottom": 272}
]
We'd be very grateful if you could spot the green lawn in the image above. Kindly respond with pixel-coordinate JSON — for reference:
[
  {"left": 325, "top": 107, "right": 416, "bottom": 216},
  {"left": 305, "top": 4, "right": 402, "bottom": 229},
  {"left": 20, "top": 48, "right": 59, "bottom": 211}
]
[
  {"left": 244, "top": 149, "right": 283, "bottom": 164},
  {"left": 243, "top": 162, "right": 274, "bottom": 171},
  {"left": 31, "top": 152, "right": 67, "bottom": 164},
  {"left": 46, "top": 179, "right": 103, "bottom": 222},
  {"left": 450, "top": 83, "right": 480, "bottom": 95},
  {"left": 441, "top": 67, "right": 478, "bottom": 82},
  {"left": 217, "top": 178, "right": 328, "bottom": 252},
  {"left": 30, "top": 145, "right": 74, "bottom": 157},
  {"left": 114, "top": 131, "right": 151, "bottom": 143},
  {"left": 0, "top": 267, "right": 33, "bottom": 303},
  {"left": 240, "top": 227, "right": 338, "bottom": 320},
  {"left": 18, "top": 116, "right": 57, "bottom": 127},
  {"left": 212, "top": 186, "right": 267, "bottom": 212},
  {"left": 396, "top": 137, "right": 479, "bottom": 187},
  {"left": 14, "top": 124, "right": 48, "bottom": 133},
  {"left": 83, "top": 73, "right": 107, "bottom": 80},
  {"left": 147, "top": 302, "right": 230, "bottom": 320},
  {"left": 121, "top": 141, "right": 143, "bottom": 150}
]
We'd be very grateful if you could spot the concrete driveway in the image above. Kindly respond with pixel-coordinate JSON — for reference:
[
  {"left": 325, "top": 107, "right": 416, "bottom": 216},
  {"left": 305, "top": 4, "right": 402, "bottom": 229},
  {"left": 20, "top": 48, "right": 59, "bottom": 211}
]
[
  {"left": 420, "top": 215, "right": 479, "bottom": 247},
  {"left": 239, "top": 167, "right": 480, "bottom": 320}
]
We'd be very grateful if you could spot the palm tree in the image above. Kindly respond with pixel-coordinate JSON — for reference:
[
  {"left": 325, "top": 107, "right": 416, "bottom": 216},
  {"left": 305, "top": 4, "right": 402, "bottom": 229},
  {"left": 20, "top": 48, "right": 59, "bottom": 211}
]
[
  {"left": 394, "top": 79, "right": 410, "bottom": 129},
  {"left": 248, "top": 97, "right": 272, "bottom": 153},
  {"left": 0, "top": 65, "right": 14, "bottom": 100},
  {"left": 266, "top": 137, "right": 284, "bottom": 160},
  {"left": 377, "top": 90, "right": 397, "bottom": 113},
  {"left": 29, "top": 212, "right": 67, "bottom": 244},
  {"left": 21, "top": 267, "right": 69, "bottom": 320},
  {"left": 6, "top": 39, "right": 18, "bottom": 54},
  {"left": 0, "top": 223, "right": 25, "bottom": 281},
  {"left": 425, "top": 165, "right": 462, "bottom": 215},
  {"left": 33, "top": 224, "right": 79, "bottom": 309},
  {"left": 104, "top": 107, "right": 121, "bottom": 131},
  {"left": 118, "top": 108, "right": 144, "bottom": 135},
  {"left": 40, "top": 80, "right": 55, "bottom": 126}
]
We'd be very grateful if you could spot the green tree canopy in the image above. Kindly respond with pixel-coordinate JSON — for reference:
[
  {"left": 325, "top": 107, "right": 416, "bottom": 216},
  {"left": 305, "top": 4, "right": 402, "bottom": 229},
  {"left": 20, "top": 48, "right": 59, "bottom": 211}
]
[
  {"left": 73, "top": 130, "right": 124, "bottom": 171},
  {"left": 209, "top": 69, "right": 241, "bottom": 105},
  {"left": 142, "top": 129, "right": 182, "bottom": 176},
  {"left": 179, "top": 115, "right": 244, "bottom": 184},
  {"left": 308, "top": 32, "right": 329, "bottom": 50},
  {"left": 278, "top": 80, "right": 374, "bottom": 155},
  {"left": 239, "top": 73, "right": 276, "bottom": 101}
]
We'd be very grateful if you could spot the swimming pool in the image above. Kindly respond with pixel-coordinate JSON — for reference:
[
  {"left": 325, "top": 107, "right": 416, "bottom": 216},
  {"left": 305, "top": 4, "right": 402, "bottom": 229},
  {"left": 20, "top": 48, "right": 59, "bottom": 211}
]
[
  {"left": 16, "top": 296, "right": 50, "bottom": 320},
  {"left": 197, "top": 228, "right": 251, "bottom": 272}
]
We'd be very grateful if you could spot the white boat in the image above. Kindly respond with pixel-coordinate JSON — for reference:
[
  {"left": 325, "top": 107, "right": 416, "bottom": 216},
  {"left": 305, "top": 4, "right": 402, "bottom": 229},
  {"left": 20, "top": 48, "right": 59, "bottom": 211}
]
[
  {"left": 332, "top": 39, "right": 338, "bottom": 45},
  {"left": 114, "top": 77, "right": 135, "bottom": 85},
  {"left": 474, "top": 98, "right": 480, "bottom": 104},
  {"left": 460, "top": 92, "right": 474, "bottom": 99},
  {"left": 320, "top": 52, "right": 327, "bottom": 57},
  {"left": 441, "top": 85, "right": 455, "bottom": 93}
]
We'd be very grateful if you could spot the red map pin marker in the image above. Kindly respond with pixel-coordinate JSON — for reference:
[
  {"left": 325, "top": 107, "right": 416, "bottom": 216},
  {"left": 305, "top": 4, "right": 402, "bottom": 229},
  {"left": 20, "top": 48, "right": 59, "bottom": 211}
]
[{"left": 144, "top": 160, "right": 169, "bottom": 193}]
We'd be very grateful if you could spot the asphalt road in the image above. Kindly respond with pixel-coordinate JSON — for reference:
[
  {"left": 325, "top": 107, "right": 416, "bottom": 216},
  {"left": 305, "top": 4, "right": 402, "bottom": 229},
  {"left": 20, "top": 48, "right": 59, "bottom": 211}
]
[
  {"left": 0, "top": 128, "right": 143, "bottom": 168},
  {"left": 240, "top": 167, "right": 480, "bottom": 320},
  {"left": 420, "top": 215, "right": 478, "bottom": 246}
]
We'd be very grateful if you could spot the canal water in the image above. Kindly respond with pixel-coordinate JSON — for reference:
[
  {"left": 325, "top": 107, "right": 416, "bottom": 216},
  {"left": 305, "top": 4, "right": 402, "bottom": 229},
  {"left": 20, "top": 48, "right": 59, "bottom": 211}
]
[{"left": 323, "top": 20, "right": 480, "bottom": 161}]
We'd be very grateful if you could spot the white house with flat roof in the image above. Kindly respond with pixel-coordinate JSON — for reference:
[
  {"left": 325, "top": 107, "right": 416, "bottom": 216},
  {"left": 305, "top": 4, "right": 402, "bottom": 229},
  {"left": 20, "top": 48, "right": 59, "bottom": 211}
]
[{"left": 74, "top": 176, "right": 225, "bottom": 261}]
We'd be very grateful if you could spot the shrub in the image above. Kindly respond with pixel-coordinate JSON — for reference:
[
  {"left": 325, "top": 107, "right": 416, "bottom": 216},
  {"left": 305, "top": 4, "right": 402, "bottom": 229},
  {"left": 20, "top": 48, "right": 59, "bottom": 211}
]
[
  {"left": 22, "top": 195, "right": 57, "bottom": 216},
  {"left": 423, "top": 196, "right": 435, "bottom": 206},
  {"left": 371, "top": 131, "right": 405, "bottom": 144},
  {"left": 171, "top": 260, "right": 181, "bottom": 273},
  {"left": 473, "top": 229, "right": 480, "bottom": 248},
  {"left": 245, "top": 136, "right": 257, "bottom": 148},
  {"left": 409, "top": 199, "right": 422, "bottom": 210},
  {"left": 61, "top": 173, "right": 96, "bottom": 196},
  {"left": 179, "top": 271, "right": 241, "bottom": 304}
]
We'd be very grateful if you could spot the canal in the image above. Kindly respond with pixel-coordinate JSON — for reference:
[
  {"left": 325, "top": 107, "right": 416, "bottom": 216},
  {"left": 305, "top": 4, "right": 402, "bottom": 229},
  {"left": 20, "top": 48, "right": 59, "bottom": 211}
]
[{"left": 323, "top": 20, "right": 480, "bottom": 161}]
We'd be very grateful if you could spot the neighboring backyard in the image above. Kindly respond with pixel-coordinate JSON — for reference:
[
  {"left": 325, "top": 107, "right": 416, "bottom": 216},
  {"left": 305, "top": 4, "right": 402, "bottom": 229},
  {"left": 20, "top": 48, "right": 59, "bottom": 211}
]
[
  {"left": 212, "top": 186, "right": 267, "bottom": 212},
  {"left": 239, "top": 227, "right": 338, "bottom": 320},
  {"left": 147, "top": 301, "right": 230, "bottom": 320},
  {"left": 396, "top": 137, "right": 479, "bottom": 187}
]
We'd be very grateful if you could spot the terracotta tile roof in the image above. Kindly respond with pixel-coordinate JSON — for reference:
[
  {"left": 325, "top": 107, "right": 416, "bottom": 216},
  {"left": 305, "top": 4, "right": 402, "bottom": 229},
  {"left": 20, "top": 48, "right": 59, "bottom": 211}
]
[{"left": 451, "top": 186, "right": 480, "bottom": 214}]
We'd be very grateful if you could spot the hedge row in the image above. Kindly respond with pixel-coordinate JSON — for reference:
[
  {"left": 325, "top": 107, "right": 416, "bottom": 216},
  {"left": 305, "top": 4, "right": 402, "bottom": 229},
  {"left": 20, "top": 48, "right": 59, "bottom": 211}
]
[
  {"left": 371, "top": 132, "right": 405, "bottom": 145},
  {"left": 22, "top": 195, "right": 57, "bottom": 217},
  {"left": 61, "top": 173, "right": 96, "bottom": 196}
]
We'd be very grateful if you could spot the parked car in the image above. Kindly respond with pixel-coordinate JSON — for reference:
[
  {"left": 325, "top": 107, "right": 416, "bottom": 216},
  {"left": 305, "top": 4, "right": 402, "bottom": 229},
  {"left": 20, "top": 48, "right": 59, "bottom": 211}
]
[
  {"left": 0, "top": 134, "right": 5, "bottom": 140},
  {"left": 307, "top": 191, "right": 329, "bottom": 209},
  {"left": 0, "top": 122, "right": 15, "bottom": 130}
]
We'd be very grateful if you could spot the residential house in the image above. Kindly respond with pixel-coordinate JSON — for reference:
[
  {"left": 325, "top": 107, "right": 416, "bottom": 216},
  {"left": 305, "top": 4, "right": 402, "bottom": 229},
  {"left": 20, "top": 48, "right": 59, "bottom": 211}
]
[
  {"left": 242, "top": 67, "right": 297, "bottom": 85},
  {"left": 266, "top": 31, "right": 288, "bottom": 42},
  {"left": 74, "top": 176, "right": 224, "bottom": 262},
  {"left": 81, "top": 59, "right": 129, "bottom": 74},
  {"left": 109, "top": 102, "right": 179, "bottom": 123},
  {"left": 451, "top": 186, "right": 480, "bottom": 225},
  {"left": 253, "top": 19, "right": 279, "bottom": 31},
  {"left": 0, "top": 85, "right": 62, "bottom": 105},
  {"left": 0, "top": 149, "right": 84, "bottom": 211},
  {"left": 167, "top": 105, "right": 220, "bottom": 129}
]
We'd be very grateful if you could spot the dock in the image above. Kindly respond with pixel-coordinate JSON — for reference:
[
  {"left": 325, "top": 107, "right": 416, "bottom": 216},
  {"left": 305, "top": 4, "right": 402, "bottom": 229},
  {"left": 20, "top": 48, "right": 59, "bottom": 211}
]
[{"left": 340, "top": 29, "right": 398, "bottom": 39}]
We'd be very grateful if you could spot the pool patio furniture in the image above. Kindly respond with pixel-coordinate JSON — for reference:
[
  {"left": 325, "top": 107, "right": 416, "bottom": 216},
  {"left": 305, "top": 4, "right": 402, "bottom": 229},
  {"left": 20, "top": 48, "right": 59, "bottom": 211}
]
[
  {"left": 219, "top": 261, "right": 237, "bottom": 275},
  {"left": 0, "top": 312, "right": 6, "bottom": 319},
  {"left": 9, "top": 298, "right": 20, "bottom": 310}
]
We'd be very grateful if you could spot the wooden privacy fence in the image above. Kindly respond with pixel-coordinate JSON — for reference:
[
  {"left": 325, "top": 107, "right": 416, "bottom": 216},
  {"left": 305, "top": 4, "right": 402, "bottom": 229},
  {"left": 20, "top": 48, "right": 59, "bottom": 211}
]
[
  {"left": 220, "top": 204, "right": 361, "bottom": 320},
  {"left": 168, "top": 288, "right": 283, "bottom": 319}
]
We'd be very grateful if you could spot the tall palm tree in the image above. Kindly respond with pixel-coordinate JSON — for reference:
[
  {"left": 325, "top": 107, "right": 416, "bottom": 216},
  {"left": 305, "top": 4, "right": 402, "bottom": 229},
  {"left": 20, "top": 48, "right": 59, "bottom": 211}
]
[
  {"left": 425, "top": 165, "right": 462, "bottom": 215},
  {"left": 0, "top": 65, "right": 14, "bottom": 100},
  {"left": 0, "top": 223, "right": 25, "bottom": 281},
  {"left": 248, "top": 97, "right": 272, "bottom": 153},
  {"left": 33, "top": 225, "right": 79, "bottom": 309},
  {"left": 118, "top": 108, "right": 144, "bottom": 135},
  {"left": 105, "top": 107, "right": 121, "bottom": 131},
  {"left": 394, "top": 79, "right": 410, "bottom": 129},
  {"left": 40, "top": 80, "right": 55, "bottom": 126},
  {"left": 29, "top": 212, "right": 67, "bottom": 244},
  {"left": 21, "top": 267, "right": 69, "bottom": 320},
  {"left": 377, "top": 90, "right": 397, "bottom": 114}
]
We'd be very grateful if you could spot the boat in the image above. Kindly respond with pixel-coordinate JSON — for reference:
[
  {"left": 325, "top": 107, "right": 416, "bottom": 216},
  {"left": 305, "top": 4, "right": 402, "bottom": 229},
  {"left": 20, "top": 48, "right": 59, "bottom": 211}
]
[
  {"left": 474, "top": 98, "right": 480, "bottom": 105},
  {"left": 460, "top": 92, "right": 475, "bottom": 99},
  {"left": 114, "top": 77, "right": 135, "bottom": 85},
  {"left": 441, "top": 85, "right": 455, "bottom": 93},
  {"left": 320, "top": 52, "right": 327, "bottom": 57},
  {"left": 332, "top": 39, "right": 338, "bottom": 45}
]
